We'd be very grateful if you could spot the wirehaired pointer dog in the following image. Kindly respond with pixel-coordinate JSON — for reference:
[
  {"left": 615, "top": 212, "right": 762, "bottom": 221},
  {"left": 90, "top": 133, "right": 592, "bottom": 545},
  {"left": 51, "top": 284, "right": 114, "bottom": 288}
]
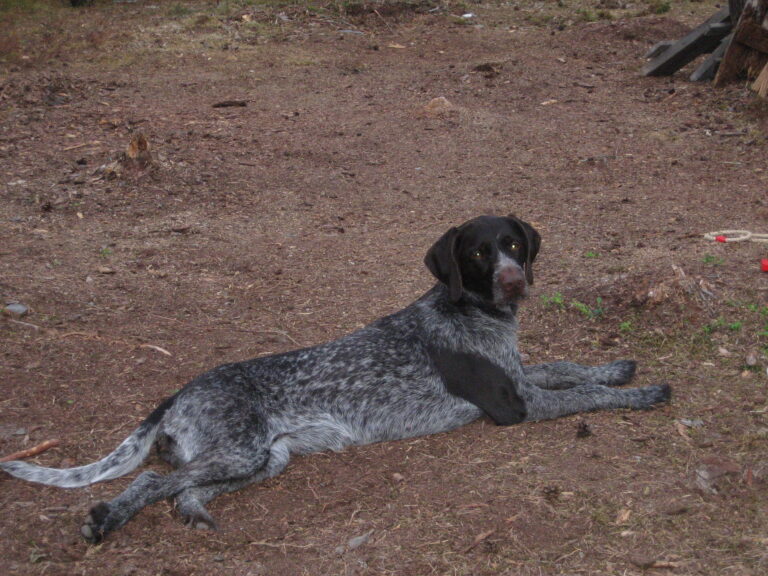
[{"left": 1, "top": 215, "right": 670, "bottom": 542}]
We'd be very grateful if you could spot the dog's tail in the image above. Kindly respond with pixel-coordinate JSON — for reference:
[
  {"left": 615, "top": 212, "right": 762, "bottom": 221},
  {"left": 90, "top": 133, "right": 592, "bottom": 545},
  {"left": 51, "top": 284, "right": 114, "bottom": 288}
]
[{"left": 0, "top": 395, "right": 176, "bottom": 488}]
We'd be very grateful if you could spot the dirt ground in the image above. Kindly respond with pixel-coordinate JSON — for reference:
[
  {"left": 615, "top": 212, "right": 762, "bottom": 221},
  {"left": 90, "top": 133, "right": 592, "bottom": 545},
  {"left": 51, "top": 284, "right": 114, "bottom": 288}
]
[{"left": 1, "top": 1, "right": 767, "bottom": 574}]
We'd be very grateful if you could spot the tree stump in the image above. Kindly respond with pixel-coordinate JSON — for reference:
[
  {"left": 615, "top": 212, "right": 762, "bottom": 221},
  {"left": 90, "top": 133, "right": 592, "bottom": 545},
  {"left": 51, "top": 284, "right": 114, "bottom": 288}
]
[{"left": 714, "top": 0, "right": 768, "bottom": 88}]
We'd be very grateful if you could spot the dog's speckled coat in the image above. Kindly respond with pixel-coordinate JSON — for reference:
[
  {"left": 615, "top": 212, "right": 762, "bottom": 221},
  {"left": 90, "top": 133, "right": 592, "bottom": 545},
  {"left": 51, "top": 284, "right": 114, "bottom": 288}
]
[{"left": 1, "top": 215, "right": 670, "bottom": 543}]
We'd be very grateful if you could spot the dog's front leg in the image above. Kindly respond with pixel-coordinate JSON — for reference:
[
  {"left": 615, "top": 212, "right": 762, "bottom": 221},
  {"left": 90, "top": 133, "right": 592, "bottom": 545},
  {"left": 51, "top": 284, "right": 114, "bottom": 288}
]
[
  {"left": 523, "top": 360, "right": 637, "bottom": 390},
  {"left": 516, "top": 376, "right": 671, "bottom": 421}
]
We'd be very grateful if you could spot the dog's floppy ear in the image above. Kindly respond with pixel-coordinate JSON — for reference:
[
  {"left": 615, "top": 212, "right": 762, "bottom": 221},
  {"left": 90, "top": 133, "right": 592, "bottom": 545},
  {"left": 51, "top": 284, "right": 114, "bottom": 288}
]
[
  {"left": 506, "top": 214, "right": 541, "bottom": 285},
  {"left": 425, "top": 226, "right": 464, "bottom": 302}
]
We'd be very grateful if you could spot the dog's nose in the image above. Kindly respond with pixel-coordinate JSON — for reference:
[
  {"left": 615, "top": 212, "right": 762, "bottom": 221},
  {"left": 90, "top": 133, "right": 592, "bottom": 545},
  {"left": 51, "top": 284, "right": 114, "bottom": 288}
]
[{"left": 498, "top": 266, "right": 527, "bottom": 298}]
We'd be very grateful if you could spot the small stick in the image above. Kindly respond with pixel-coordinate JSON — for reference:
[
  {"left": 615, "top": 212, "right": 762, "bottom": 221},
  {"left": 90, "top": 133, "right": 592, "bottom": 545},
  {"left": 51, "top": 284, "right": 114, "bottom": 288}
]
[
  {"left": 0, "top": 439, "right": 60, "bottom": 462},
  {"left": 139, "top": 343, "right": 172, "bottom": 356}
]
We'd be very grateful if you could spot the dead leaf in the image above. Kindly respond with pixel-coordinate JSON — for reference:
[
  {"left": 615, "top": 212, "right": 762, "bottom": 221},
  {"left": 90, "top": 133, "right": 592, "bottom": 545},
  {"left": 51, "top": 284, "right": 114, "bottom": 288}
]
[
  {"left": 421, "top": 96, "right": 454, "bottom": 117},
  {"left": 674, "top": 420, "right": 693, "bottom": 443},
  {"left": 615, "top": 508, "right": 631, "bottom": 525},
  {"left": 124, "top": 133, "right": 153, "bottom": 168}
]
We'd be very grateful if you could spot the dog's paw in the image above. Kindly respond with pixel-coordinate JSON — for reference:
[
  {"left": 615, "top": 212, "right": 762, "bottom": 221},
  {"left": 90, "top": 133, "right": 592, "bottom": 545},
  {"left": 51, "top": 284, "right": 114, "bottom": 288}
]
[
  {"left": 598, "top": 360, "right": 637, "bottom": 387},
  {"left": 183, "top": 511, "right": 218, "bottom": 531},
  {"left": 81, "top": 502, "right": 111, "bottom": 544},
  {"left": 638, "top": 384, "right": 672, "bottom": 408}
]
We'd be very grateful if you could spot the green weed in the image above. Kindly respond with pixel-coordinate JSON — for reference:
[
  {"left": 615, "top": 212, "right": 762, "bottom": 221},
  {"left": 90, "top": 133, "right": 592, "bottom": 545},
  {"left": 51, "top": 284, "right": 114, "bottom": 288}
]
[
  {"left": 647, "top": 0, "right": 671, "bottom": 14},
  {"left": 570, "top": 297, "right": 604, "bottom": 319},
  {"left": 702, "top": 254, "right": 724, "bottom": 266},
  {"left": 541, "top": 292, "right": 566, "bottom": 310},
  {"left": 619, "top": 320, "right": 634, "bottom": 334}
]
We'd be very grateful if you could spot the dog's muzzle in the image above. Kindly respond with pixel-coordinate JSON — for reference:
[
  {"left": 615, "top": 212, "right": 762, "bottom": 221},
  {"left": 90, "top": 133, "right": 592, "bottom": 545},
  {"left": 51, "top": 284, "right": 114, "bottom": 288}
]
[{"left": 496, "top": 264, "right": 528, "bottom": 300}]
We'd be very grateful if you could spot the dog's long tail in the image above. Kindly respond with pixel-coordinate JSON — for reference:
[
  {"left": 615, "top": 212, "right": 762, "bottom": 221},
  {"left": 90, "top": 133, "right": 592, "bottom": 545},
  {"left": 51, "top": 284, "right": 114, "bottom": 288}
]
[{"left": 0, "top": 395, "right": 175, "bottom": 488}]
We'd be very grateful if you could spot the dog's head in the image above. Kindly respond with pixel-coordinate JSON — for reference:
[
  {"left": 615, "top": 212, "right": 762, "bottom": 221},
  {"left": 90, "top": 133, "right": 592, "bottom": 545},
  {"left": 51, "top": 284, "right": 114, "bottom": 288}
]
[{"left": 424, "top": 215, "right": 541, "bottom": 307}]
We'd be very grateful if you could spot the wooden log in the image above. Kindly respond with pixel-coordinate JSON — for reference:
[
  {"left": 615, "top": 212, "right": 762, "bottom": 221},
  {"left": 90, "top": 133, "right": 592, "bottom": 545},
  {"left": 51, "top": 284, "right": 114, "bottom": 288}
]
[
  {"left": 734, "top": 20, "right": 768, "bottom": 53},
  {"left": 715, "top": 0, "right": 768, "bottom": 85},
  {"left": 729, "top": 0, "right": 748, "bottom": 21},
  {"left": 753, "top": 61, "right": 768, "bottom": 96},
  {"left": 691, "top": 33, "right": 734, "bottom": 81},
  {"left": 645, "top": 40, "right": 674, "bottom": 59},
  {"left": 643, "top": 7, "right": 732, "bottom": 77}
]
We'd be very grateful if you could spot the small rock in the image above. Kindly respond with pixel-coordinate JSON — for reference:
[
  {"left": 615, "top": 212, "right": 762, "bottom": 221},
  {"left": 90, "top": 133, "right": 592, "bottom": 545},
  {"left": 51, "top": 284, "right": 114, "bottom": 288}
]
[
  {"left": 745, "top": 351, "right": 759, "bottom": 366},
  {"left": 97, "top": 266, "right": 115, "bottom": 275},
  {"left": 392, "top": 472, "right": 405, "bottom": 483},
  {"left": 629, "top": 552, "right": 659, "bottom": 569},
  {"left": 3, "top": 303, "right": 29, "bottom": 318},
  {"left": 347, "top": 530, "right": 373, "bottom": 551},
  {"left": 678, "top": 418, "right": 704, "bottom": 429}
]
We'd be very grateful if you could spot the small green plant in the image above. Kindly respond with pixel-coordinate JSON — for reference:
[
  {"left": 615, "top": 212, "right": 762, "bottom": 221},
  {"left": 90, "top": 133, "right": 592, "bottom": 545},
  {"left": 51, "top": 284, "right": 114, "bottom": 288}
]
[
  {"left": 702, "top": 317, "right": 726, "bottom": 335},
  {"left": 619, "top": 320, "right": 634, "bottom": 334},
  {"left": 99, "top": 247, "right": 113, "bottom": 259},
  {"left": 570, "top": 297, "right": 604, "bottom": 319},
  {"left": 728, "top": 321, "right": 743, "bottom": 332},
  {"left": 584, "top": 251, "right": 600, "bottom": 259},
  {"left": 702, "top": 254, "right": 724, "bottom": 266},
  {"left": 647, "top": 0, "right": 671, "bottom": 15},
  {"left": 541, "top": 292, "right": 566, "bottom": 310}
]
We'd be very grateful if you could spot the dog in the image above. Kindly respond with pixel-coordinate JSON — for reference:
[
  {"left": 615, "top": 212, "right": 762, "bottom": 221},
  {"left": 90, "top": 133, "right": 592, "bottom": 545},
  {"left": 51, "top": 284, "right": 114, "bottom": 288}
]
[{"left": 1, "top": 215, "right": 670, "bottom": 543}]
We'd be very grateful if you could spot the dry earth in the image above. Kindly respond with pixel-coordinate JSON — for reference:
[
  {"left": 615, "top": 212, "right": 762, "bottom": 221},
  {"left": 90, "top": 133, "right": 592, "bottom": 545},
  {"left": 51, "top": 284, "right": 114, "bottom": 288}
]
[{"left": 1, "top": 1, "right": 767, "bottom": 575}]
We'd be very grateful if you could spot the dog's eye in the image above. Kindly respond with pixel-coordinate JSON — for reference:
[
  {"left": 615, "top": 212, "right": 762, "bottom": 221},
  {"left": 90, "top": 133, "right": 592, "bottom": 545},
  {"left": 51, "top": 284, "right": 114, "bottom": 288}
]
[
  {"left": 509, "top": 242, "right": 520, "bottom": 251},
  {"left": 471, "top": 249, "right": 484, "bottom": 259}
]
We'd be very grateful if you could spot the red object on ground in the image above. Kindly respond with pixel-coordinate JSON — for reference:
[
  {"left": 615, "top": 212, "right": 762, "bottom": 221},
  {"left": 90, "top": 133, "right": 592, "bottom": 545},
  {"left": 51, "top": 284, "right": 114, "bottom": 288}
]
[
  {"left": 715, "top": 235, "right": 727, "bottom": 242},
  {"left": 762, "top": 259, "right": 768, "bottom": 272}
]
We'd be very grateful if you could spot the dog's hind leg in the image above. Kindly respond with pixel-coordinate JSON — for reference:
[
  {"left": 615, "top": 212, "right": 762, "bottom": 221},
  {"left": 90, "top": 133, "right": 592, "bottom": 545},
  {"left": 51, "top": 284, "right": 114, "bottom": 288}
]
[
  {"left": 174, "top": 440, "right": 292, "bottom": 531},
  {"left": 175, "top": 478, "right": 255, "bottom": 530},
  {"left": 80, "top": 448, "right": 270, "bottom": 543},
  {"left": 524, "top": 360, "right": 636, "bottom": 390}
]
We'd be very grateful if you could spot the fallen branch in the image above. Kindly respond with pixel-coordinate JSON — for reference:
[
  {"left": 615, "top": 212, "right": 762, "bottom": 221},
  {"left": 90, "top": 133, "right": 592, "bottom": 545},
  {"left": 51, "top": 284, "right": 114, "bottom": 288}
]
[{"left": 0, "top": 439, "right": 60, "bottom": 463}]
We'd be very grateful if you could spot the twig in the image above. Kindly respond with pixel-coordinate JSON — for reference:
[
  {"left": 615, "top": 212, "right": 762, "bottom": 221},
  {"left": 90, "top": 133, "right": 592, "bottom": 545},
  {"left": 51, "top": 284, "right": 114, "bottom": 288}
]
[
  {"left": 62, "top": 141, "right": 101, "bottom": 151},
  {"left": 7, "top": 318, "right": 42, "bottom": 330},
  {"left": 0, "top": 439, "right": 60, "bottom": 462},
  {"left": 139, "top": 343, "right": 172, "bottom": 356},
  {"left": 249, "top": 540, "right": 312, "bottom": 549}
]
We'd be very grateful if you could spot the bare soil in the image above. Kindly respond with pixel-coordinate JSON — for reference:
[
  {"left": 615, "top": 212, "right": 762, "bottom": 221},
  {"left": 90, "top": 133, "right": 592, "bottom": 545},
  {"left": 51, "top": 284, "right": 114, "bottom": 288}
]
[{"left": 1, "top": 1, "right": 767, "bottom": 575}]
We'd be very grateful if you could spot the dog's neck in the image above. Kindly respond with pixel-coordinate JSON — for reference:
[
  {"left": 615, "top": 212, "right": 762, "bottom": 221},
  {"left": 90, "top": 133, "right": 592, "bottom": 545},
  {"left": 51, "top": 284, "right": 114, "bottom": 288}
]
[{"left": 429, "top": 283, "right": 520, "bottom": 320}]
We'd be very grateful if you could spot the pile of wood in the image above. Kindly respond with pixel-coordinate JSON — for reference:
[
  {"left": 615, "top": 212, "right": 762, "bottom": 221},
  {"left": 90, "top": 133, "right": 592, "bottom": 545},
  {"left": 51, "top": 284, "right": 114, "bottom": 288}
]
[{"left": 644, "top": 0, "right": 768, "bottom": 97}]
